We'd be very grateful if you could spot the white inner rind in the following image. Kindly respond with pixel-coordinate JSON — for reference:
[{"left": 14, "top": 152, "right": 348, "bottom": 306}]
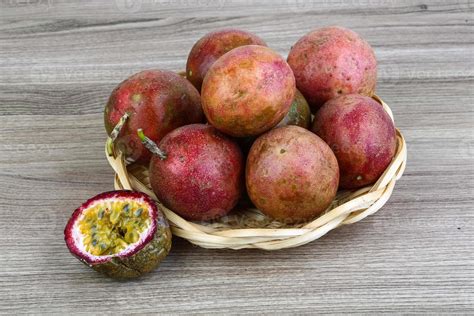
[{"left": 72, "top": 196, "right": 154, "bottom": 261}]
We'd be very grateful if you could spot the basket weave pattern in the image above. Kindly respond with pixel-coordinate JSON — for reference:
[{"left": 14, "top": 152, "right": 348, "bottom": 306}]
[{"left": 106, "top": 95, "right": 407, "bottom": 250}]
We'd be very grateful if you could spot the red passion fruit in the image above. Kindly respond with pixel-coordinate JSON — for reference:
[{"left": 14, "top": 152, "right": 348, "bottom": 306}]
[
  {"left": 312, "top": 94, "right": 396, "bottom": 189},
  {"left": 201, "top": 45, "right": 296, "bottom": 137},
  {"left": 104, "top": 70, "right": 203, "bottom": 164},
  {"left": 186, "top": 28, "right": 267, "bottom": 91},
  {"left": 246, "top": 126, "right": 339, "bottom": 223},
  {"left": 288, "top": 26, "right": 377, "bottom": 112},
  {"left": 139, "top": 124, "right": 244, "bottom": 221}
]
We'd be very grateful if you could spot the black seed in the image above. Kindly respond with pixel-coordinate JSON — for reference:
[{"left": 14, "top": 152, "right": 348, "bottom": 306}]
[
  {"left": 134, "top": 208, "right": 143, "bottom": 217},
  {"left": 118, "top": 228, "right": 126, "bottom": 238},
  {"left": 123, "top": 204, "right": 130, "bottom": 213}
]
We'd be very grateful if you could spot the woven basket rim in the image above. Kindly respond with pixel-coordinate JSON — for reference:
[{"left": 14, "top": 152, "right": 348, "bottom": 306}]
[{"left": 105, "top": 94, "right": 407, "bottom": 250}]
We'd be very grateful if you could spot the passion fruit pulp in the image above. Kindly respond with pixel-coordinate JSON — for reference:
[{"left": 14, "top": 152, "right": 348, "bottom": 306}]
[{"left": 64, "top": 191, "right": 171, "bottom": 278}]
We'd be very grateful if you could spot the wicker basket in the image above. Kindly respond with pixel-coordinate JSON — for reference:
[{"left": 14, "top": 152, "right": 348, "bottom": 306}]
[{"left": 105, "top": 95, "right": 407, "bottom": 250}]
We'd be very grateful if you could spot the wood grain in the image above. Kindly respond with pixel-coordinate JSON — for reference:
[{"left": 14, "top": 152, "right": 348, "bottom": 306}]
[{"left": 0, "top": 0, "right": 473, "bottom": 314}]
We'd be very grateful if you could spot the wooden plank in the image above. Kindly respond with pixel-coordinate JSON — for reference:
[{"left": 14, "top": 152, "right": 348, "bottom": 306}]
[{"left": 0, "top": 0, "right": 473, "bottom": 314}]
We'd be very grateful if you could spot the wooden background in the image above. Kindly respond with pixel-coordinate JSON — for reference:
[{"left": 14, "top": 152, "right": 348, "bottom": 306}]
[{"left": 0, "top": 0, "right": 473, "bottom": 314}]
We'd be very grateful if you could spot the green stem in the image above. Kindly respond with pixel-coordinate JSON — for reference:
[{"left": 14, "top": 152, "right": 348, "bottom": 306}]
[{"left": 137, "top": 129, "right": 167, "bottom": 160}]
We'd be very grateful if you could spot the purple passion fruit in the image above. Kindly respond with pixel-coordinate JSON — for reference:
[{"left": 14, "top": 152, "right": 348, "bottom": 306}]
[
  {"left": 246, "top": 126, "right": 339, "bottom": 223},
  {"left": 104, "top": 70, "right": 203, "bottom": 164},
  {"left": 64, "top": 191, "right": 171, "bottom": 278},
  {"left": 186, "top": 28, "right": 267, "bottom": 91},
  {"left": 201, "top": 45, "right": 296, "bottom": 137},
  {"left": 287, "top": 26, "right": 377, "bottom": 112},
  {"left": 139, "top": 124, "right": 244, "bottom": 221},
  {"left": 312, "top": 94, "right": 396, "bottom": 189}
]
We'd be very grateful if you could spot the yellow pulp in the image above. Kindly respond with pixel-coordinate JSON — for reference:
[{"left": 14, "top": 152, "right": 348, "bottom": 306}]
[{"left": 78, "top": 200, "right": 151, "bottom": 256}]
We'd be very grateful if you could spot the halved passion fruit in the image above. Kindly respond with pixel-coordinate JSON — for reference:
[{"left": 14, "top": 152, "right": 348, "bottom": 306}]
[{"left": 64, "top": 191, "right": 172, "bottom": 278}]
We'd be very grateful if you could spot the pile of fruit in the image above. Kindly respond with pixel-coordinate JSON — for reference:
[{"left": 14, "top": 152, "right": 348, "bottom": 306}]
[{"left": 65, "top": 26, "right": 397, "bottom": 278}]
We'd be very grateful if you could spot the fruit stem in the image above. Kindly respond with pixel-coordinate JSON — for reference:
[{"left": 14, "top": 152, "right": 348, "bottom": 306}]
[
  {"left": 137, "top": 129, "right": 167, "bottom": 160},
  {"left": 111, "top": 112, "right": 130, "bottom": 141},
  {"left": 106, "top": 112, "right": 130, "bottom": 156}
]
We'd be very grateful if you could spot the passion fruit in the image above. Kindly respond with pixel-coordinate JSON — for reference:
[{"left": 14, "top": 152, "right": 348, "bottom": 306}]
[
  {"left": 312, "top": 94, "right": 396, "bottom": 189},
  {"left": 186, "top": 28, "right": 267, "bottom": 91},
  {"left": 246, "top": 126, "right": 339, "bottom": 223},
  {"left": 104, "top": 69, "right": 203, "bottom": 164},
  {"left": 64, "top": 191, "right": 172, "bottom": 278},
  {"left": 287, "top": 26, "right": 377, "bottom": 112},
  {"left": 138, "top": 124, "right": 244, "bottom": 221},
  {"left": 201, "top": 45, "right": 296, "bottom": 137}
]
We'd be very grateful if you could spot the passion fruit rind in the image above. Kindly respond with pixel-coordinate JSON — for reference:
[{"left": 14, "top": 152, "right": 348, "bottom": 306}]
[
  {"left": 64, "top": 191, "right": 172, "bottom": 279},
  {"left": 92, "top": 217, "right": 171, "bottom": 278}
]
